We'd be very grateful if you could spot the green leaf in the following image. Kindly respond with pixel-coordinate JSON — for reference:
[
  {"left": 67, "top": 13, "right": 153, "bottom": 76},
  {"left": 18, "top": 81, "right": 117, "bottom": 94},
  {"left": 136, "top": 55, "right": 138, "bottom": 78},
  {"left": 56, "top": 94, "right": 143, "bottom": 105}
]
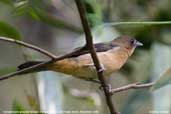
[
  {"left": 87, "top": 13, "right": 102, "bottom": 27},
  {"left": 83, "top": 0, "right": 102, "bottom": 27},
  {"left": 12, "top": 100, "right": 44, "bottom": 114},
  {"left": 13, "top": 0, "right": 82, "bottom": 32},
  {"left": 12, "top": 100, "right": 26, "bottom": 112},
  {"left": 150, "top": 67, "right": 171, "bottom": 91},
  {"left": 0, "top": 21, "right": 21, "bottom": 40},
  {"left": 0, "top": 0, "right": 13, "bottom": 6},
  {"left": 13, "top": 0, "right": 28, "bottom": 16}
]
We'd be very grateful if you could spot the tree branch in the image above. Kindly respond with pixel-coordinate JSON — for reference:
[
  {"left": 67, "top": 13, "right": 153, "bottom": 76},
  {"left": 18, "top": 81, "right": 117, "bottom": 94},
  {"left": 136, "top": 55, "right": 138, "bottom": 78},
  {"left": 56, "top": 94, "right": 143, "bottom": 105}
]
[
  {"left": 104, "top": 21, "right": 171, "bottom": 26},
  {"left": 110, "top": 82, "right": 155, "bottom": 94},
  {"left": 0, "top": 36, "right": 57, "bottom": 59},
  {"left": 0, "top": 46, "right": 84, "bottom": 81},
  {"left": 75, "top": 0, "right": 118, "bottom": 114}
]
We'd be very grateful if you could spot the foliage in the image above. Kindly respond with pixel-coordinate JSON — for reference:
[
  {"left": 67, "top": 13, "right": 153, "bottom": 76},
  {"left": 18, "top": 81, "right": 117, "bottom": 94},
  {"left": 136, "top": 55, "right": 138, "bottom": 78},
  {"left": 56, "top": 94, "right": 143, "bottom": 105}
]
[
  {"left": 0, "top": 21, "right": 21, "bottom": 40},
  {"left": 12, "top": 100, "right": 26, "bottom": 112},
  {"left": 13, "top": 0, "right": 82, "bottom": 32},
  {"left": 0, "top": 0, "right": 171, "bottom": 114}
]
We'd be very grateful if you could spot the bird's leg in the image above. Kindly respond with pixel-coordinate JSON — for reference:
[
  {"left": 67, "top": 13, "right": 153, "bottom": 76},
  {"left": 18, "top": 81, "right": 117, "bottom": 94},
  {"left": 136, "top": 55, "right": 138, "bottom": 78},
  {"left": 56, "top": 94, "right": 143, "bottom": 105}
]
[
  {"left": 99, "top": 84, "right": 112, "bottom": 93},
  {"left": 98, "top": 63, "right": 106, "bottom": 72},
  {"left": 85, "top": 79, "right": 113, "bottom": 93},
  {"left": 86, "top": 79, "right": 113, "bottom": 93},
  {"left": 83, "top": 63, "right": 95, "bottom": 68},
  {"left": 84, "top": 63, "right": 109, "bottom": 90},
  {"left": 83, "top": 63, "right": 106, "bottom": 72}
]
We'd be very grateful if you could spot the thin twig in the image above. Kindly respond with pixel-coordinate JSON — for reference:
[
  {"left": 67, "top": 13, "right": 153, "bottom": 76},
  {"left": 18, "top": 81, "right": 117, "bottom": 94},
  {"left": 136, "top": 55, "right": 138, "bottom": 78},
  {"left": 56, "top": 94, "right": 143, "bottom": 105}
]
[
  {"left": 110, "top": 82, "right": 155, "bottom": 94},
  {"left": 104, "top": 21, "right": 171, "bottom": 26},
  {"left": 75, "top": 0, "right": 118, "bottom": 114},
  {"left": 0, "top": 36, "right": 57, "bottom": 59},
  {"left": 0, "top": 47, "right": 84, "bottom": 81}
]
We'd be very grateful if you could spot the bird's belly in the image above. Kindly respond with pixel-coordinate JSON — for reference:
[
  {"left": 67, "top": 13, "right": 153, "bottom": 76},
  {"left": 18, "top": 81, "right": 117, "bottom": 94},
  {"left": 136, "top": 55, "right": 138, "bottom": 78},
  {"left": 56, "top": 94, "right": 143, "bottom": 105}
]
[
  {"left": 47, "top": 60, "right": 98, "bottom": 79},
  {"left": 47, "top": 52, "right": 127, "bottom": 79}
]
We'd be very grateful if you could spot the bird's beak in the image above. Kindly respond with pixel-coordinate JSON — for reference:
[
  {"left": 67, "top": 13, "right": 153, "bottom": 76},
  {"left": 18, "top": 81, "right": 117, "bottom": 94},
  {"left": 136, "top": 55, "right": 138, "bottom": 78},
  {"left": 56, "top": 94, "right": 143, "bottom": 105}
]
[{"left": 135, "top": 41, "right": 143, "bottom": 47}]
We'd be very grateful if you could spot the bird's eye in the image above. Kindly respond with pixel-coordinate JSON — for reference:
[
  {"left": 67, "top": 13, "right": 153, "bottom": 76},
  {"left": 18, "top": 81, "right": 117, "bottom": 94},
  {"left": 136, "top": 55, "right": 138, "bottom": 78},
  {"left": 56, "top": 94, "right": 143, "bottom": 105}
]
[{"left": 130, "top": 39, "right": 135, "bottom": 45}]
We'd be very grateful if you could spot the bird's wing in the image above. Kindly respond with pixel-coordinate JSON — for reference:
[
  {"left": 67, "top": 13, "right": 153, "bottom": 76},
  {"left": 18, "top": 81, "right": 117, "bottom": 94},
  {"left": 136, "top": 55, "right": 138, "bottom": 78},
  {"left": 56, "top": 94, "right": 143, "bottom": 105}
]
[{"left": 68, "top": 42, "right": 117, "bottom": 58}]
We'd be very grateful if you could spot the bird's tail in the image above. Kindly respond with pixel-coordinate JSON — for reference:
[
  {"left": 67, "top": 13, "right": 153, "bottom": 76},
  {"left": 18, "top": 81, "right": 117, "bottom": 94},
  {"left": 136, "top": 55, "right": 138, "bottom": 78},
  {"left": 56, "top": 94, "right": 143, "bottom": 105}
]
[{"left": 17, "top": 61, "right": 47, "bottom": 74}]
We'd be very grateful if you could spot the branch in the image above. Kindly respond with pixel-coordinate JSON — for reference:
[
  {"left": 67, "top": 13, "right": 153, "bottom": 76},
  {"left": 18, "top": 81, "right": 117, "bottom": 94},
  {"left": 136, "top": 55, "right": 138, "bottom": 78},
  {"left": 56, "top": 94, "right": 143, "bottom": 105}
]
[
  {"left": 110, "top": 82, "right": 155, "bottom": 94},
  {"left": 75, "top": 0, "right": 118, "bottom": 114},
  {"left": 0, "top": 36, "right": 57, "bottom": 59},
  {"left": 0, "top": 46, "right": 84, "bottom": 81},
  {"left": 104, "top": 21, "right": 171, "bottom": 26}
]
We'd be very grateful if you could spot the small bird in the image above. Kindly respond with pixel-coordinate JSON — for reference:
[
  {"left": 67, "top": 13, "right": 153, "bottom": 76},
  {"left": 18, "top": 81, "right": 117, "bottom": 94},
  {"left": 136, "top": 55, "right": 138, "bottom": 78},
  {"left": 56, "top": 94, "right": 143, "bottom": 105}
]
[{"left": 18, "top": 36, "right": 143, "bottom": 80}]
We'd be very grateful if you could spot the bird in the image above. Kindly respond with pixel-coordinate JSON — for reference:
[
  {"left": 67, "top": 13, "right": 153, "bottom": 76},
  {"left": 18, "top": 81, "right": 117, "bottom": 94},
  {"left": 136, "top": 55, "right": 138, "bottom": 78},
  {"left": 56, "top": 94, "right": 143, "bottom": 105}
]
[{"left": 17, "top": 36, "right": 143, "bottom": 80}]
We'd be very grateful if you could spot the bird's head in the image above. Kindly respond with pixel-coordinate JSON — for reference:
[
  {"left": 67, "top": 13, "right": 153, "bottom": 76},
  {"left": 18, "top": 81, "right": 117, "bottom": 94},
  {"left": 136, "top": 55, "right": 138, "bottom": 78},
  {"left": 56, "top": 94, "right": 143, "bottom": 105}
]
[{"left": 112, "top": 36, "right": 143, "bottom": 56}]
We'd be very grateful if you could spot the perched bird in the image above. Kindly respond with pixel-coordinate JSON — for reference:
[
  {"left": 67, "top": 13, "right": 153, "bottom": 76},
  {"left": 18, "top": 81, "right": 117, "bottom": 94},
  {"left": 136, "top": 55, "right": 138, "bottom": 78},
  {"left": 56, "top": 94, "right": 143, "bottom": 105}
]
[{"left": 18, "top": 36, "right": 143, "bottom": 80}]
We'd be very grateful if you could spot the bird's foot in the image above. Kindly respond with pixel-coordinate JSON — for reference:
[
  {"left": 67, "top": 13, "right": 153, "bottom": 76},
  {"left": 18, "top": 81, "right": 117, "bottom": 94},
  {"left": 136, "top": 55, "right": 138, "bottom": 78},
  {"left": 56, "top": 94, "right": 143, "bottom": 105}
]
[
  {"left": 83, "top": 63, "right": 94, "bottom": 67},
  {"left": 99, "top": 84, "right": 112, "bottom": 93},
  {"left": 84, "top": 63, "right": 106, "bottom": 72},
  {"left": 98, "top": 63, "right": 106, "bottom": 73}
]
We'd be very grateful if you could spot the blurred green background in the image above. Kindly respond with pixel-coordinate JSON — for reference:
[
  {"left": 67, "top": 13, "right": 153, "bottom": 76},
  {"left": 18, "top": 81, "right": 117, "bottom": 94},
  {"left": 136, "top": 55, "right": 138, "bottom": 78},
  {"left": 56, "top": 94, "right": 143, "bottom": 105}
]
[{"left": 0, "top": 0, "right": 171, "bottom": 114}]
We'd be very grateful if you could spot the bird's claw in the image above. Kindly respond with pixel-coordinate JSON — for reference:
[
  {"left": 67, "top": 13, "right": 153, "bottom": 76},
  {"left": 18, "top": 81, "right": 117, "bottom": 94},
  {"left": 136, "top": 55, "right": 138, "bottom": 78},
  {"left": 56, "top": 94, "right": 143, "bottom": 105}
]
[
  {"left": 84, "top": 63, "right": 106, "bottom": 73},
  {"left": 99, "top": 84, "right": 112, "bottom": 93},
  {"left": 98, "top": 63, "right": 106, "bottom": 73}
]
